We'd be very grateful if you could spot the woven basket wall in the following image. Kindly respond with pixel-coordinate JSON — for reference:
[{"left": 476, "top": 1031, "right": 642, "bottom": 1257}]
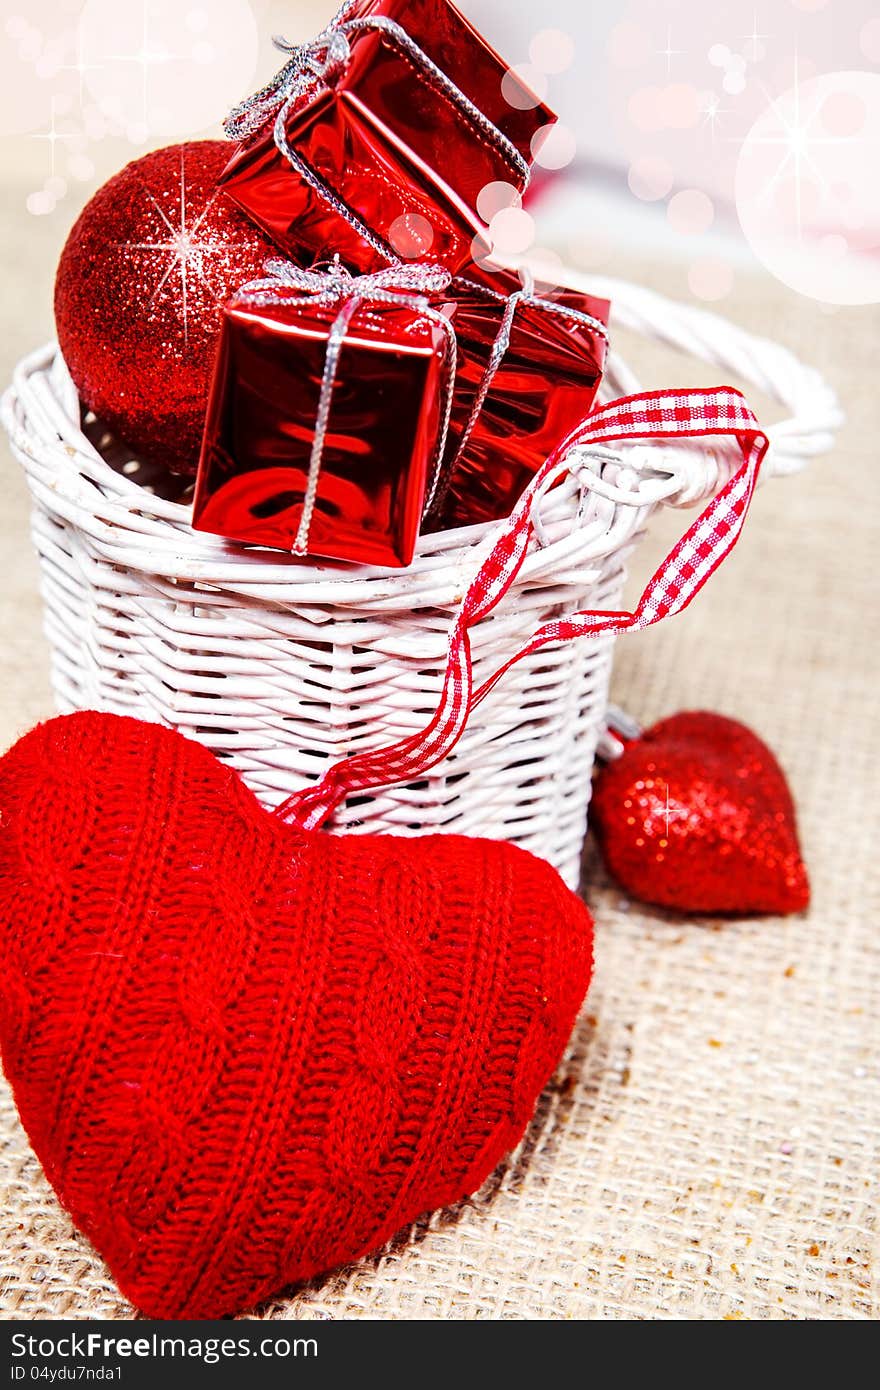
[{"left": 1, "top": 275, "right": 840, "bottom": 889}]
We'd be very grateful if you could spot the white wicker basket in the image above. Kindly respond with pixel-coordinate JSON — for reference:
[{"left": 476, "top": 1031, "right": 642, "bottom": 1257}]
[{"left": 2, "top": 274, "right": 840, "bottom": 888}]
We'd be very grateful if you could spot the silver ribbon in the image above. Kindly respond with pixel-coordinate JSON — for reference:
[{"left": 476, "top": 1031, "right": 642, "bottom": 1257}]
[
  {"left": 424, "top": 269, "right": 612, "bottom": 519},
  {"left": 237, "top": 259, "right": 458, "bottom": 556},
  {"left": 224, "top": 0, "right": 532, "bottom": 265}
]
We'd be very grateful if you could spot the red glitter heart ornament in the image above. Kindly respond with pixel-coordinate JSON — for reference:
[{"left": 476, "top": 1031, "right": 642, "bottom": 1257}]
[
  {"left": 0, "top": 712, "right": 593, "bottom": 1319},
  {"left": 591, "top": 711, "right": 809, "bottom": 915}
]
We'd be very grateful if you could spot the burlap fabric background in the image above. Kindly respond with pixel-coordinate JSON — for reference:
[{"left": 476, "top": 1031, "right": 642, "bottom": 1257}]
[{"left": 0, "top": 188, "right": 877, "bottom": 1320}]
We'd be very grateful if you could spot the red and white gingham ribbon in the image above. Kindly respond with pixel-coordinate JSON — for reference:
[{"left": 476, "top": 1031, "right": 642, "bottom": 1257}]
[{"left": 277, "top": 386, "right": 768, "bottom": 832}]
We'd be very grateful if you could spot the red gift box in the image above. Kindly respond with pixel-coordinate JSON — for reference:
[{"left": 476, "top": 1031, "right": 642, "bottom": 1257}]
[
  {"left": 220, "top": 0, "right": 555, "bottom": 275},
  {"left": 192, "top": 262, "right": 455, "bottom": 567},
  {"left": 426, "top": 270, "right": 611, "bottom": 530}
]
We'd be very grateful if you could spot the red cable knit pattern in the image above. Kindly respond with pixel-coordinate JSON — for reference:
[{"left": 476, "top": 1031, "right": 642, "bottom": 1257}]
[{"left": 0, "top": 712, "right": 593, "bottom": 1319}]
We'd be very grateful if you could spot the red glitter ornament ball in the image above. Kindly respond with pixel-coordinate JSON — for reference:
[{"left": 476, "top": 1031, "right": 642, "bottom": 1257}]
[
  {"left": 591, "top": 711, "right": 810, "bottom": 916},
  {"left": 54, "top": 141, "right": 277, "bottom": 474}
]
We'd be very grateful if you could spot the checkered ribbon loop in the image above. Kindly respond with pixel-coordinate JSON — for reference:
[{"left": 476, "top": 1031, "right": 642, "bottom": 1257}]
[{"left": 277, "top": 386, "right": 768, "bottom": 831}]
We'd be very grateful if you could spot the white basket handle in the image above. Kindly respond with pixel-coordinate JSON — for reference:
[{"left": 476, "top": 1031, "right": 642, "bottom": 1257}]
[{"left": 559, "top": 271, "right": 843, "bottom": 486}]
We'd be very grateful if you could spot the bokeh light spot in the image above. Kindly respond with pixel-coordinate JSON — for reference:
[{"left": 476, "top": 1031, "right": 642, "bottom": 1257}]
[
  {"left": 488, "top": 206, "right": 536, "bottom": 255},
  {"left": 68, "top": 153, "right": 95, "bottom": 181},
  {"left": 688, "top": 258, "right": 733, "bottom": 301},
  {"left": 388, "top": 213, "right": 434, "bottom": 259},
  {"left": 668, "top": 188, "right": 715, "bottom": 235},
  {"left": 79, "top": 0, "right": 259, "bottom": 139},
  {"left": 469, "top": 233, "right": 495, "bottom": 270},
  {"left": 476, "top": 180, "right": 521, "bottom": 222},
  {"left": 523, "top": 247, "right": 566, "bottom": 294},
  {"left": 663, "top": 83, "right": 702, "bottom": 128},
  {"left": 628, "top": 85, "right": 663, "bottom": 132},
  {"left": 501, "top": 63, "right": 547, "bottom": 110},
  {"left": 27, "top": 190, "right": 54, "bottom": 215},
  {"left": 860, "top": 17, "right": 880, "bottom": 63},
  {"left": 628, "top": 156, "right": 674, "bottom": 201},
  {"left": 820, "top": 89, "right": 866, "bottom": 135},
  {"left": 529, "top": 28, "right": 574, "bottom": 75},
  {"left": 531, "top": 122, "right": 576, "bottom": 169},
  {"left": 736, "top": 70, "right": 880, "bottom": 304}
]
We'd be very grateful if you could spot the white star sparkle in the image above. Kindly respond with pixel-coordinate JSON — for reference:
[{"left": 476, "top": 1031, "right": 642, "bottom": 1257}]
[
  {"left": 657, "top": 27, "right": 684, "bottom": 75},
  {"left": 59, "top": 25, "right": 102, "bottom": 110},
  {"left": 742, "top": 12, "right": 771, "bottom": 62},
  {"left": 663, "top": 784, "right": 688, "bottom": 837},
  {"left": 120, "top": 153, "right": 226, "bottom": 350},
  {"left": 30, "top": 97, "right": 77, "bottom": 175},
  {"left": 740, "top": 58, "right": 838, "bottom": 241},
  {"left": 106, "top": 1, "right": 177, "bottom": 125},
  {"left": 701, "top": 93, "right": 729, "bottom": 142}
]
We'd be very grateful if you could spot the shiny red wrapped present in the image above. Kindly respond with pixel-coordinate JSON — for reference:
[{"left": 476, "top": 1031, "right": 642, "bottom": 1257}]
[
  {"left": 220, "top": 0, "right": 554, "bottom": 275},
  {"left": 192, "top": 261, "right": 456, "bottom": 567},
  {"left": 426, "top": 269, "right": 611, "bottom": 530}
]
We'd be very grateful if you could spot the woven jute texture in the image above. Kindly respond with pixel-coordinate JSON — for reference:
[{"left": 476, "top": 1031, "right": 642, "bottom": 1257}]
[{"left": 0, "top": 189, "right": 877, "bottom": 1319}]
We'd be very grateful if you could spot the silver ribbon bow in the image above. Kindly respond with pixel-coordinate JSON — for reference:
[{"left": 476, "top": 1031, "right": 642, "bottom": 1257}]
[
  {"left": 224, "top": 0, "right": 531, "bottom": 265},
  {"left": 423, "top": 268, "right": 612, "bottom": 520},
  {"left": 237, "top": 258, "right": 458, "bottom": 557}
]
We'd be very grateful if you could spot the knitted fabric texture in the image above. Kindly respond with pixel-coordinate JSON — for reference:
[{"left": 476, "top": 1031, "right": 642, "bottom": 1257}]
[{"left": 0, "top": 711, "right": 594, "bottom": 1320}]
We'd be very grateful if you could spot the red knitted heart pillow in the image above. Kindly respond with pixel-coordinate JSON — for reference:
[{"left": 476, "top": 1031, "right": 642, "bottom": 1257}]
[{"left": 0, "top": 711, "right": 592, "bottom": 1319}]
